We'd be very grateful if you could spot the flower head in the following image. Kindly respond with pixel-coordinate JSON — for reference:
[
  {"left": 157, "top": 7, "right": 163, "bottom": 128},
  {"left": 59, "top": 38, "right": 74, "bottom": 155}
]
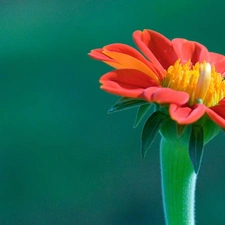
[{"left": 89, "top": 29, "right": 225, "bottom": 128}]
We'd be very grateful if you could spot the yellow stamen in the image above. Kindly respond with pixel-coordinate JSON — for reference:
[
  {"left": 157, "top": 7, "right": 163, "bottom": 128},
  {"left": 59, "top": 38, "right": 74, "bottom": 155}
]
[{"left": 162, "top": 59, "right": 225, "bottom": 107}]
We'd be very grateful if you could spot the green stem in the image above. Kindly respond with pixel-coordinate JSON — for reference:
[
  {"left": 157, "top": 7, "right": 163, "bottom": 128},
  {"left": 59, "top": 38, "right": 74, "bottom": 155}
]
[{"left": 160, "top": 137, "right": 197, "bottom": 225}]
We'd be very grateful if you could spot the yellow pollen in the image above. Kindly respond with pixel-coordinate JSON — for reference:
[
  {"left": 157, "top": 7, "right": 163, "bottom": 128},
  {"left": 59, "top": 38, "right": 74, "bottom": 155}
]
[{"left": 162, "top": 59, "right": 225, "bottom": 107}]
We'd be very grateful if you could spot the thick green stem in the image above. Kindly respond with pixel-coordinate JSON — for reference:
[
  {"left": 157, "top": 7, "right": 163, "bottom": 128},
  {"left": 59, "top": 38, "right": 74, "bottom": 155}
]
[{"left": 160, "top": 137, "right": 197, "bottom": 225}]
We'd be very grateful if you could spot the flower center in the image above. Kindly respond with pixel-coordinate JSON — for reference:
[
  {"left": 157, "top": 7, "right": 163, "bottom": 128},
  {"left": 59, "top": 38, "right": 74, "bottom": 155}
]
[{"left": 162, "top": 59, "right": 225, "bottom": 107}]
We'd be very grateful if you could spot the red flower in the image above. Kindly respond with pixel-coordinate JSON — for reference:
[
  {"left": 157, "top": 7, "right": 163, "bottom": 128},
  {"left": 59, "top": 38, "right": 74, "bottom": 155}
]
[{"left": 89, "top": 29, "right": 225, "bottom": 128}]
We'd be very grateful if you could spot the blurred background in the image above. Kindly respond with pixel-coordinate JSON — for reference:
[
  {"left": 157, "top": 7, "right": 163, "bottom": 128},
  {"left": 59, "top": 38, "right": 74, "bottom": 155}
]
[{"left": 0, "top": 0, "right": 225, "bottom": 224}]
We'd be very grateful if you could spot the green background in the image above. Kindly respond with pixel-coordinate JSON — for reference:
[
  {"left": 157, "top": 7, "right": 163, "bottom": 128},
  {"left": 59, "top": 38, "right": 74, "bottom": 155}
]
[{"left": 1, "top": 0, "right": 225, "bottom": 224}]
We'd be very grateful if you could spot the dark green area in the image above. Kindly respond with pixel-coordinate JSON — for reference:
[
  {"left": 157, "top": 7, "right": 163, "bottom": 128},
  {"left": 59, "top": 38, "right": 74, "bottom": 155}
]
[{"left": 1, "top": 0, "right": 225, "bottom": 224}]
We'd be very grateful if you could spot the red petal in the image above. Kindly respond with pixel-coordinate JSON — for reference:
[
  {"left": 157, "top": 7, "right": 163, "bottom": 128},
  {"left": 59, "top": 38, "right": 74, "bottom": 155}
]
[
  {"left": 143, "top": 88, "right": 189, "bottom": 105},
  {"left": 209, "top": 52, "right": 225, "bottom": 76},
  {"left": 206, "top": 98, "right": 225, "bottom": 128},
  {"left": 100, "top": 69, "right": 159, "bottom": 98},
  {"left": 208, "top": 104, "right": 225, "bottom": 118},
  {"left": 133, "top": 30, "right": 177, "bottom": 70},
  {"left": 172, "top": 39, "right": 209, "bottom": 64},
  {"left": 206, "top": 107, "right": 225, "bottom": 128},
  {"left": 218, "top": 98, "right": 225, "bottom": 105},
  {"left": 169, "top": 104, "right": 206, "bottom": 124}
]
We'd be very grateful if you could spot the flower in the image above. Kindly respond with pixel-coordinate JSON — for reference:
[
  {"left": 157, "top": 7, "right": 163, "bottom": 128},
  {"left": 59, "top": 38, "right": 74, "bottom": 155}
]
[{"left": 89, "top": 29, "right": 225, "bottom": 128}]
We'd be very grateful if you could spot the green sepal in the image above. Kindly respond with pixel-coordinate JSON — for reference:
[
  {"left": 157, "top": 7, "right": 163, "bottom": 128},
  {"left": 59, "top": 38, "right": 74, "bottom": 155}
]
[
  {"left": 141, "top": 111, "right": 168, "bottom": 158},
  {"left": 107, "top": 97, "right": 147, "bottom": 114},
  {"left": 176, "top": 124, "right": 186, "bottom": 137},
  {"left": 133, "top": 104, "right": 152, "bottom": 128},
  {"left": 198, "top": 115, "right": 221, "bottom": 144},
  {"left": 189, "top": 125, "right": 204, "bottom": 174}
]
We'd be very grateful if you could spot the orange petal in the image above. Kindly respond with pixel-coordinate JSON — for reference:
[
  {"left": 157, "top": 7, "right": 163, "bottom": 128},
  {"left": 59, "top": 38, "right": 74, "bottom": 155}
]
[
  {"left": 103, "top": 50, "right": 160, "bottom": 84},
  {"left": 104, "top": 44, "right": 159, "bottom": 73},
  {"left": 172, "top": 39, "right": 209, "bottom": 64},
  {"left": 88, "top": 48, "right": 115, "bottom": 62},
  {"left": 169, "top": 104, "right": 206, "bottom": 124},
  {"left": 100, "top": 69, "right": 159, "bottom": 98},
  {"left": 143, "top": 88, "right": 189, "bottom": 105},
  {"left": 89, "top": 44, "right": 162, "bottom": 79},
  {"left": 133, "top": 29, "right": 177, "bottom": 70}
]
